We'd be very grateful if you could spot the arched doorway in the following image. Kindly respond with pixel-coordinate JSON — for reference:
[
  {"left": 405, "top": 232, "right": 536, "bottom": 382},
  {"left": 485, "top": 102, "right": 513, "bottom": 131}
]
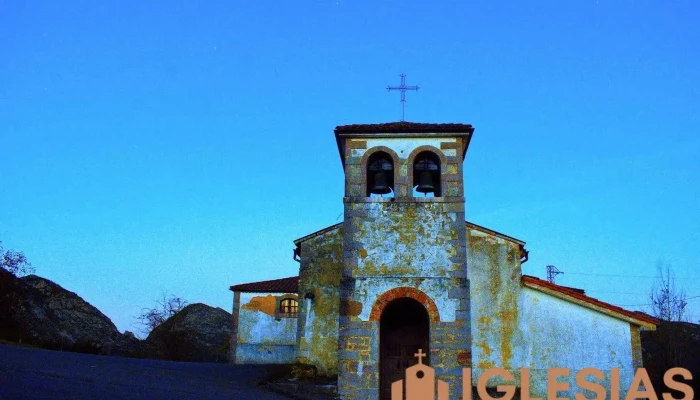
[{"left": 379, "top": 297, "right": 430, "bottom": 400}]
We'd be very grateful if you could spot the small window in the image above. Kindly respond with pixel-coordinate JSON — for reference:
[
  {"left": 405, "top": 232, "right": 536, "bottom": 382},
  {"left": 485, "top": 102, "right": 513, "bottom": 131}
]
[{"left": 279, "top": 298, "right": 298, "bottom": 318}]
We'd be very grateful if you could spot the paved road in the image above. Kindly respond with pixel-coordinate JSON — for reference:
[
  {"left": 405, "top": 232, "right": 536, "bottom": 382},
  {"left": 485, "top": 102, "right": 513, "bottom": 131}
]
[{"left": 0, "top": 344, "right": 291, "bottom": 400}]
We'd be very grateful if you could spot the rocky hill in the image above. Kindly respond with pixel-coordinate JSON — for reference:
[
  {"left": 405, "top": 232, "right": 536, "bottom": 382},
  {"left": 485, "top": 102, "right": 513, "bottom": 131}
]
[
  {"left": 0, "top": 269, "right": 232, "bottom": 362},
  {"left": 0, "top": 268, "right": 139, "bottom": 354}
]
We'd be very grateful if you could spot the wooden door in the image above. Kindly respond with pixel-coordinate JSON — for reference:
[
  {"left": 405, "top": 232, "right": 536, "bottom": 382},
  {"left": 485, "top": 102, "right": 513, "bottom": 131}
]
[{"left": 379, "top": 298, "right": 430, "bottom": 400}]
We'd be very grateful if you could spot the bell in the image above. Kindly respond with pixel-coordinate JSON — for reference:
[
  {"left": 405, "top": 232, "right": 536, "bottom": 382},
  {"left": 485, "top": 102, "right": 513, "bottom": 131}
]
[
  {"left": 370, "top": 171, "right": 392, "bottom": 195},
  {"left": 416, "top": 171, "right": 435, "bottom": 194}
]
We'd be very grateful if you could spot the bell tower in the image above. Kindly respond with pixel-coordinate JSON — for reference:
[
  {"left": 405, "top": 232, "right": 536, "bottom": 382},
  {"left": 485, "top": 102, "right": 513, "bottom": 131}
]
[{"left": 334, "top": 122, "right": 474, "bottom": 400}]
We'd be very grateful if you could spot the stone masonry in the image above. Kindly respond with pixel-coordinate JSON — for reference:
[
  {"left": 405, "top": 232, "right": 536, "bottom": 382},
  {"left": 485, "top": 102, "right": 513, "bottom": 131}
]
[{"left": 335, "top": 124, "right": 475, "bottom": 400}]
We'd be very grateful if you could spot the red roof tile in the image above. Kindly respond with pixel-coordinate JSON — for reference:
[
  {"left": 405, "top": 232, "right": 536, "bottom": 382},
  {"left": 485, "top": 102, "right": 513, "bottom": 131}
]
[
  {"left": 334, "top": 122, "right": 474, "bottom": 134},
  {"left": 229, "top": 276, "right": 299, "bottom": 293},
  {"left": 522, "top": 275, "right": 659, "bottom": 326}
]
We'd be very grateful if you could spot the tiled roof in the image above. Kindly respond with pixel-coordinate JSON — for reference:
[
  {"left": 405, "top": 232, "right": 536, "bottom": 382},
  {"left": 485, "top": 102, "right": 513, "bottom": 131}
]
[
  {"left": 229, "top": 276, "right": 299, "bottom": 293},
  {"left": 522, "top": 275, "right": 659, "bottom": 326},
  {"left": 334, "top": 122, "right": 474, "bottom": 134}
]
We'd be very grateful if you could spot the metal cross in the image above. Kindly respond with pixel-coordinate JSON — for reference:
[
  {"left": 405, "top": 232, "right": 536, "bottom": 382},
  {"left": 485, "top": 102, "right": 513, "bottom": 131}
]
[
  {"left": 387, "top": 73, "right": 419, "bottom": 121},
  {"left": 414, "top": 349, "right": 427, "bottom": 364}
]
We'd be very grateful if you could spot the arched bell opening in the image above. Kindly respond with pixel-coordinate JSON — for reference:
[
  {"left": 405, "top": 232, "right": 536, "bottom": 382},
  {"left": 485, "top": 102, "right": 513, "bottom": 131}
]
[
  {"left": 367, "top": 151, "right": 395, "bottom": 198},
  {"left": 412, "top": 151, "right": 441, "bottom": 197}
]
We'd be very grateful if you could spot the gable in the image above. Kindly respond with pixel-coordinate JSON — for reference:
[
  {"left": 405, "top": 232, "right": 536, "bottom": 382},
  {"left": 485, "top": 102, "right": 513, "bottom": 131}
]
[
  {"left": 293, "top": 222, "right": 343, "bottom": 246},
  {"left": 292, "top": 220, "right": 528, "bottom": 270},
  {"left": 294, "top": 221, "right": 525, "bottom": 247},
  {"left": 465, "top": 221, "right": 524, "bottom": 246}
]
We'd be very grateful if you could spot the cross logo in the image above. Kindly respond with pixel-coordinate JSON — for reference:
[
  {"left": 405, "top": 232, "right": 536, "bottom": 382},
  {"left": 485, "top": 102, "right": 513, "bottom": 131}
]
[{"left": 391, "top": 349, "right": 449, "bottom": 400}]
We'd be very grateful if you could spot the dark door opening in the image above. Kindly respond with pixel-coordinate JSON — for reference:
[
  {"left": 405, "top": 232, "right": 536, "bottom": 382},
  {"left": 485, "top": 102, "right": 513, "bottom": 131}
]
[{"left": 379, "top": 297, "right": 430, "bottom": 400}]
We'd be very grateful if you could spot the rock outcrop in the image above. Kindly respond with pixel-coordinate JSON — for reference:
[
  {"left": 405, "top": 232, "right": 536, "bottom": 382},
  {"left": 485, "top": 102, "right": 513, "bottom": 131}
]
[
  {"left": 1, "top": 269, "right": 232, "bottom": 362},
  {"left": 146, "top": 303, "right": 232, "bottom": 363},
  {"left": 0, "top": 269, "right": 134, "bottom": 355},
  {"left": 0, "top": 268, "right": 63, "bottom": 347},
  {"left": 20, "top": 274, "right": 123, "bottom": 352}
]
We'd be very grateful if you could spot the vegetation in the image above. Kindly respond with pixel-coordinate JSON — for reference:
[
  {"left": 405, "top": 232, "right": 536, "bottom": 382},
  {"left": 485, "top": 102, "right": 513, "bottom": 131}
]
[
  {"left": 137, "top": 293, "right": 188, "bottom": 336},
  {"left": 0, "top": 240, "right": 34, "bottom": 277},
  {"left": 643, "top": 264, "right": 698, "bottom": 393},
  {"left": 649, "top": 263, "right": 688, "bottom": 322}
]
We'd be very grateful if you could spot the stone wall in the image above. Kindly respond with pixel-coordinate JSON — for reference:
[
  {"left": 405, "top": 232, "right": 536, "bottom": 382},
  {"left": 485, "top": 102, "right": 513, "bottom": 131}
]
[
  {"left": 467, "top": 226, "right": 524, "bottom": 377},
  {"left": 297, "top": 227, "right": 343, "bottom": 375}
]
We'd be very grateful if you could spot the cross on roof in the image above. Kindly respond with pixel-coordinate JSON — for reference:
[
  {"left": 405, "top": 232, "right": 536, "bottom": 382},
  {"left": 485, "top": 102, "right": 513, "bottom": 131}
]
[
  {"left": 387, "top": 73, "right": 419, "bottom": 121},
  {"left": 414, "top": 349, "right": 427, "bottom": 364}
]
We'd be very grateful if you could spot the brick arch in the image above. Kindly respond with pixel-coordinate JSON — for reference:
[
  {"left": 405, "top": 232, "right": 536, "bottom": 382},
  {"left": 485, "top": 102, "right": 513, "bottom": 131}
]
[
  {"left": 406, "top": 145, "right": 447, "bottom": 166},
  {"left": 360, "top": 146, "right": 400, "bottom": 197},
  {"left": 406, "top": 145, "right": 448, "bottom": 198},
  {"left": 369, "top": 287, "right": 440, "bottom": 322}
]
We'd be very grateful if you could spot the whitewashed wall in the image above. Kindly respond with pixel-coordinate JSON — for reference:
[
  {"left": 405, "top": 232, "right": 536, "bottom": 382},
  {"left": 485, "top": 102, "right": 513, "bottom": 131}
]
[
  {"left": 234, "top": 291, "right": 297, "bottom": 364},
  {"left": 517, "top": 287, "right": 635, "bottom": 397}
]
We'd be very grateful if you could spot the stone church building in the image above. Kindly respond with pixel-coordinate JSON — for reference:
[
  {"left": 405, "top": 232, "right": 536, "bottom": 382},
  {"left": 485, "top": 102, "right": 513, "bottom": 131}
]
[{"left": 229, "top": 122, "right": 658, "bottom": 399}]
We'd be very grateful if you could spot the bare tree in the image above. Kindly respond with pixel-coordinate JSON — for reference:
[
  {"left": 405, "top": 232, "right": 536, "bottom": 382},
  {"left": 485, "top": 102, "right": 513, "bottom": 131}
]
[
  {"left": 137, "top": 293, "right": 188, "bottom": 336},
  {"left": 0, "top": 240, "right": 34, "bottom": 277},
  {"left": 648, "top": 263, "right": 691, "bottom": 368},
  {"left": 649, "top": 263, "right": 688, "bottom": 322}
]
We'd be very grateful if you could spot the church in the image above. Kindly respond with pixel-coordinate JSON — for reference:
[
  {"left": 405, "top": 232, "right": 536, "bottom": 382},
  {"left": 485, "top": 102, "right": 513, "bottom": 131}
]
[{"left": 229, "top": 121, "right": 658, "bottom": 400}]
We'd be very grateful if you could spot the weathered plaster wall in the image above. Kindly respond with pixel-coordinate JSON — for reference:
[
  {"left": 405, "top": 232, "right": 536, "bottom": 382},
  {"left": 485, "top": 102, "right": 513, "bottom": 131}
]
[
  {"left": 518, "top": 287, "right": 636, "bottom": 398},
  {"left": 467, "top": 227, "right": 524, "bottom": 376},
  {"left": 468, "top": 226, "right": 637, "bottom": 397},
  {"left": 338, "top": 136, "right": 471, "bottom": 400},
  {"left": 351, "top": 202, "right": 463, "bottom": 278},
  {"left": 297, "top": 228, "right": 343, "bottom": 375},
  {"left": 233, "top": 291, "right": 297, "bottom": 364}
]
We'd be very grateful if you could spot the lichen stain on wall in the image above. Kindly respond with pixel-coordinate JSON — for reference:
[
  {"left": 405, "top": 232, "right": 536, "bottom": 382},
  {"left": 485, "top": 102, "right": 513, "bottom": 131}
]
[
  {"left": 468, "top": 228, "right": 522, "bottom": 375},
  {"left": 298, "top": 227, "right": 344, "bottom": 374},
  {"left": 340, "top": 299, "right": 363, "bottom": 318},
  {"left": 475, "top": 315, "right": 495, "bottom": 370},
  {"left": 241, "top": 294, "right": 277, "bottom": 317},
  {"left": 354, "top": 202, "right": 456, "bottom": 277}
]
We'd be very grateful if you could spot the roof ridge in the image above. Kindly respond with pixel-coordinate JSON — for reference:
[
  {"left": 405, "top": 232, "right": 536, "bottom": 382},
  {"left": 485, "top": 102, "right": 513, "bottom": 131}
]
[
  {"left": 293, "top": 221, "right": 526, "bottom": 246},
  {"left": 334, "top": 122, "right": 474, "bottom": 134}
]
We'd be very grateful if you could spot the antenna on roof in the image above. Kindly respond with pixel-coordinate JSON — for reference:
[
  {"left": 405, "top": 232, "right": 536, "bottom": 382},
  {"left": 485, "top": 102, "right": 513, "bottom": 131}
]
[{"left": 546, "top": 265, "right": 564, "bottom": 284}]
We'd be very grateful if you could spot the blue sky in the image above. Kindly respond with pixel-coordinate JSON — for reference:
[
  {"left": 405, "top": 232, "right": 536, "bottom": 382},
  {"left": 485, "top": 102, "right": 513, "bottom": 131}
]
[{"left": 1, "top": 0, "right": 699, "bottom": 334}]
